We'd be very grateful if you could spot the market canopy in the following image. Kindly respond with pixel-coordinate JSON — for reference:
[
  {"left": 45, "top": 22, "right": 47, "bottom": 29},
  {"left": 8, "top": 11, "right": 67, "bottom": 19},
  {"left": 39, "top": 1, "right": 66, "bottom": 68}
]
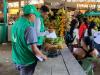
[{"left": 84, "top": 11, "right": 100, "bottom": 16}]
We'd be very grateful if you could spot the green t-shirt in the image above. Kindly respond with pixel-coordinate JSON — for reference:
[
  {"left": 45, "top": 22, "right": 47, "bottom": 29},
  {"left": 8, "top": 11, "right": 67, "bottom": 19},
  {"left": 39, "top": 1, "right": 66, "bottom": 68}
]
[
  {"left": 37, "top": 15, "right": 45, "bottom": 45},
  {"left": 11, "top": 17, "right": 37, "bottom": 66}
]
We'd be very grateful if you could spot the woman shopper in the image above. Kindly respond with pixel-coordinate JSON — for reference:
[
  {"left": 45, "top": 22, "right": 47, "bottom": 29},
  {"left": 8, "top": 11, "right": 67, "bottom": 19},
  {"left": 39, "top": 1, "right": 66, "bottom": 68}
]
[
  {"left": 73, "top": 21, "right": 99, "bottom": 60},
  {"left": 79, "top": 18, "right": 88, "bottom": 42},
  {"left": 70, "top": 19, "right": 79, "bottom": 47},
  {"left": 79, "top": 22, "right": 98, "bottom": 75},
  {"left": 68, "top": 19, "right": 79, "bottom": 52},
  {"left": 83, "top": 21, "right": 98, "bottom": 56}
]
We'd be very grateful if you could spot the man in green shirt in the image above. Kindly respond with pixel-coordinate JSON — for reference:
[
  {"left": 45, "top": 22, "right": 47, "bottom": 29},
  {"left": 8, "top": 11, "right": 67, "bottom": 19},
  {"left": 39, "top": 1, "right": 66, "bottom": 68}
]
[
  {"left": 34, "top": 5, "right": 49, "bottom": 49},
  {"left": 11, "top": 4, "right": 47, "bottom": 75}
]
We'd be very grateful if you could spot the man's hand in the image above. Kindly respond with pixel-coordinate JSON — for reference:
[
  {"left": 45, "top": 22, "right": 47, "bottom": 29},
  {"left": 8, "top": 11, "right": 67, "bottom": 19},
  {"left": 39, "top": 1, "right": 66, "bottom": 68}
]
[
  {"left": 43, "top": 55, "right": 48, "bottom": 61},
  {"left": 31, "top": 44, "right": 48, "bottom": 61}
]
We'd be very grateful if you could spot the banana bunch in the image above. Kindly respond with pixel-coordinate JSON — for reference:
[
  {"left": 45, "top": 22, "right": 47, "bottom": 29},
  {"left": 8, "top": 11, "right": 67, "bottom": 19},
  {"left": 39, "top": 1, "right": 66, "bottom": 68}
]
[
  {"left": 44, "top": 8, "right": 70, "bottom": 37},
  {"left": 57, "top": 8, "right": 66, "bottom": 15},
  {"left": 59, "top": 15, "right": 66, "bottom": 36},
  {"left": 93, "top": 17, "right": 100, "bottom": 31}
]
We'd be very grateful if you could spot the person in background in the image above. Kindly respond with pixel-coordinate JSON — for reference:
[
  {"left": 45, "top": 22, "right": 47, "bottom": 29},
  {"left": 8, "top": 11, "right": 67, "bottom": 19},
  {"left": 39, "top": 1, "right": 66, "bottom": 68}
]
[
  {"left": 70, "top": 15, "right": 77, "bottom": 24},
  {"left": 72, "top": 20, "right": 79, "bottom": 47},
  {"left": 79, "top": 18, "right": 88, "bottom": 42},
  {"left": 73, "top": 21, "right": 99, "bottom": 60},
  {"left": 69, "top": 19, "right": 79, "bottom": 52},
  {"left": 34, "top": 5, "right": 49, "bottom": 50},
  {"left": 93, "top": 30, "right": 100, "bottom": 56},
  {"left": 11, "top": 5, "right": 47, "bottom": 75},
  {"left": 83, "top": 21, "right": 98, "bottom": 57},
  {"left": 69, "top": 19, "right": 78, "bottom": 37}
]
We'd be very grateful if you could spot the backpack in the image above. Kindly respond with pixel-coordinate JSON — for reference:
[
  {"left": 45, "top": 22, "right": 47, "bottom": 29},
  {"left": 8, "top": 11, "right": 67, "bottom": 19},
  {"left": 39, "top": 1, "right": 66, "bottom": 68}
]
[{"left": 64, "top": 31, "right": 76, "bottom": 45}]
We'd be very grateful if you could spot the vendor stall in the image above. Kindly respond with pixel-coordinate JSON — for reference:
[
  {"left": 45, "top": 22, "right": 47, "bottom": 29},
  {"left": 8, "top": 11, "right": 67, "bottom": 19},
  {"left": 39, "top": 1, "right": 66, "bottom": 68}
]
[
  {"left": 0, "top": 0, "right": 45, "bottom": 42},
  {"left": 0, "top": 0, "right": 8, "bottom": 44}
]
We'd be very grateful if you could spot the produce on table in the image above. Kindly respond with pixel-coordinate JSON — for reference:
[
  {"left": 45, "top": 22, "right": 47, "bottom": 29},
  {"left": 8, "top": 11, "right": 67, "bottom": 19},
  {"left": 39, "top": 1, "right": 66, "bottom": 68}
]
[
  {"left": 44, "top": 37, "right": 65, "bottom": 50},
  {"left": 44, "top": 8, "right": 70, "bottom": 37}
]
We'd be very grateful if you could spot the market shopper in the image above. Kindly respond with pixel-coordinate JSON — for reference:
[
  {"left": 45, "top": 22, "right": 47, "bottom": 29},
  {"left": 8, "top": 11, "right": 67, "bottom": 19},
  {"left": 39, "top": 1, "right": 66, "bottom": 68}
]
[
  {"left": 94, "top": 31, "right": 100, "bottom": 55},
  {"left": 79, "top": 18, "right": 88, "bottom": 42},
  {"left": 34, "top": 5, "right": 49, "bottom": 49},
  {"left": 11, "top": 5, "right": 47, "bottom": 75},
  {"left": 65, "top": 19, "right": 79, "bottom": 52},
  {"left": 70, "top": 20, "right": 79, "bottom": 52},
  {"left": 73, "top": 21, "right": 99, "bottom": 60},
  {"left": 70, "top": 19, "right": 79, "bottom": 47},
  {"left": 82, "top": 21, "right": 98, "bottom": 57}
]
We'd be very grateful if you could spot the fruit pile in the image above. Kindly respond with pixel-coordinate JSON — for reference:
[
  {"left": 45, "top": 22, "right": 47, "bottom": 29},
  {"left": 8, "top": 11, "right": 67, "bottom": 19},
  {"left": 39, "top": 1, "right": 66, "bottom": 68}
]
[
  {"left": 87, "top": 16, "right": 100, "bottom": 31},
  {"left": 55, "top": 8, "right": 70, "bottom": 36},
  {"left": 44, "top": 8, "right": 70, "bottom": 37},
  {"left": 44, "top": 37, "right": 65, "bottom": 51},
  {"left": 93, "top": 17, "right": 100, "bottom": 31}
]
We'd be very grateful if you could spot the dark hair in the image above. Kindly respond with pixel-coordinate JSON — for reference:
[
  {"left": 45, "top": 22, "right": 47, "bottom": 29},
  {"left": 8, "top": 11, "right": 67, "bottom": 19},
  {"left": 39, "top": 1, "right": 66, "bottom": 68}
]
[
  {"left": 70, "top": 19, "right": 78, "bottom": 37},
  {"left": 98, "top": 27, "right": 100, "bottom": 31},
  {"left": 83, "top": 18, "right": 88, "bottom": 26},
  {"left": 88, "top": 21, "right": 96, "bottom": 36},
  {"left": 83, "top": 21, "right": 96, "bottom": 54},
  {"left": 40, "top": 5, "right": 49, "bottom": 12},
  {"left": 83, "top": 18, "right": 87, "bottom": 23}
]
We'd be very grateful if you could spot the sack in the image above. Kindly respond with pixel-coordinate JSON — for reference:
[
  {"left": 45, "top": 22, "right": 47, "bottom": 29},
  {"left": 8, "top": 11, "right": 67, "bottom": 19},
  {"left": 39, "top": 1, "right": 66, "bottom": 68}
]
[{"left": 64, "top": 31, "right": 76, "bottom": 44}]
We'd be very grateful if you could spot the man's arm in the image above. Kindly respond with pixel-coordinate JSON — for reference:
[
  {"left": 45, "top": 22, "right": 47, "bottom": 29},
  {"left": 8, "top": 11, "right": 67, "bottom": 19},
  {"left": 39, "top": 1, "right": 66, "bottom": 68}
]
[
  {"left": 25, "top": 26, "right": 47, "bottom": 60},
  {"left": 31, "top": 44, "right": 47, "bottom": 60}
]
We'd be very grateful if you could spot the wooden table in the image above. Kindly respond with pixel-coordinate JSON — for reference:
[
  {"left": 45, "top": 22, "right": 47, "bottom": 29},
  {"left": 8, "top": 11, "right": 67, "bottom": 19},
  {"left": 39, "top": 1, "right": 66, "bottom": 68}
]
[{"left": 34, "top": 48, "right": 87, "bottom": 75}]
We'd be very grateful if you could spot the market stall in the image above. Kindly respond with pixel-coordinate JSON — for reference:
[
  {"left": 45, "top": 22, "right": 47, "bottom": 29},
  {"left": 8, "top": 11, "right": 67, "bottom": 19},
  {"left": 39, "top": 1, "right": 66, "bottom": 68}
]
[
  {"left": 2, "top": 0, "right": 44, "bottom": 42},
  {"left": 0, "top": 0, "right": 7, "bottom": 44}
]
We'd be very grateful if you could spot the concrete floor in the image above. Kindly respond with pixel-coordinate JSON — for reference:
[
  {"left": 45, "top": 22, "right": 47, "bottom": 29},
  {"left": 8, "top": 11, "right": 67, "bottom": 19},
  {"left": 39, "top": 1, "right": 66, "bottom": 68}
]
[
  {"left": 0, "top": 43, "right": 100, "bottom": 75},
  {"left": 0, "top": 43, "right": 19, "bottom": 75}
]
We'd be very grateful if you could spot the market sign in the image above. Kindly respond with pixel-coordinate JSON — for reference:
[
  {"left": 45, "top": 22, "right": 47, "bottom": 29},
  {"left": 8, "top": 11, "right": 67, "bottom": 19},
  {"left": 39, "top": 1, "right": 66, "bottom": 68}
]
[
  {"left": 8, "top": 2, "right": 19, "bottom": 8},
  {"left": 29, "top": 0, "right": 44, "bottom": 4},
  {"left": 9, "top": 8, "right": 19, "bottom": 14}
]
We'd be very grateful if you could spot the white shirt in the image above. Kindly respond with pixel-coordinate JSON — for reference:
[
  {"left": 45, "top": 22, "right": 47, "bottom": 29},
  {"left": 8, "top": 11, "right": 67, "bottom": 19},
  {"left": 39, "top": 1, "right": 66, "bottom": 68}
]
[
  {"left": 34, "top": 18, "right": 49, "bottom": 37},
  {"left": 73, "top": 29, "right": 79, "bottom": 44},
  {"left": 46, "top": 31, "right": 57, "bottom": 38},
  {"left": 84, "top": 29, "right": 96, "bottom": 39},
  {"left": 94, "top": 31, "right": 100, "bottom": 44}
]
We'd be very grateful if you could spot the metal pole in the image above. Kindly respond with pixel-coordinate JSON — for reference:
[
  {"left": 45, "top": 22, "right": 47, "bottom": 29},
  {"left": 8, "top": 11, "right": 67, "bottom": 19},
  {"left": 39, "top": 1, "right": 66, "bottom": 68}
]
[
  {"left": 64, "top": 0, "right": 67, "bottom": 10},
  {"left": 3, "top": 0, "right": 7, "bottom": 25},
  {"left": 19, "top": 0, "right": 21, "bottom": 16},
  {"left": 3, "top": 0, "right": 7, "bottom": 43},
  {"left": 95, "top": 0, "right": 98, "bottom": 11}
]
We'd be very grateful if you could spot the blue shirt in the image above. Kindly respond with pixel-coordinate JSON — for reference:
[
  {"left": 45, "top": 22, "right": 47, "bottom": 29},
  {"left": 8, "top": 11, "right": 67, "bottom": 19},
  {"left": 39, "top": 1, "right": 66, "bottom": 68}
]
[{"left": 25, "top": 26, "right": 38, "bottom": 45}]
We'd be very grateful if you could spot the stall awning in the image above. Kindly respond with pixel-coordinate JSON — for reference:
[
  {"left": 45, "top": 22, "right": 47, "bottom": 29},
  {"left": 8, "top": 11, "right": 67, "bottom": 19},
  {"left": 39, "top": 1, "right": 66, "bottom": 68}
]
[{"left": 84, "top": 11, "right": 100, "bottom": 16}]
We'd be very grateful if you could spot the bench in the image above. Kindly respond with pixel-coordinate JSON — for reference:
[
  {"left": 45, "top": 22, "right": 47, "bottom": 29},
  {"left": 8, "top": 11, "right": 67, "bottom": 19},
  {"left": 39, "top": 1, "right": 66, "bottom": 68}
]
[{"left": 34, "top": 48, "right": 87, "bottom": 75}]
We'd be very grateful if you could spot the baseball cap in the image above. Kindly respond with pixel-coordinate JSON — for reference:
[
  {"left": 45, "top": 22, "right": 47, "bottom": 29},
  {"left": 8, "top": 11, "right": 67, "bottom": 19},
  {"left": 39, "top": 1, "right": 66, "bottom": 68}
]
[{"left": 23, "top": 4, "right": 39, "bottom": 16}]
